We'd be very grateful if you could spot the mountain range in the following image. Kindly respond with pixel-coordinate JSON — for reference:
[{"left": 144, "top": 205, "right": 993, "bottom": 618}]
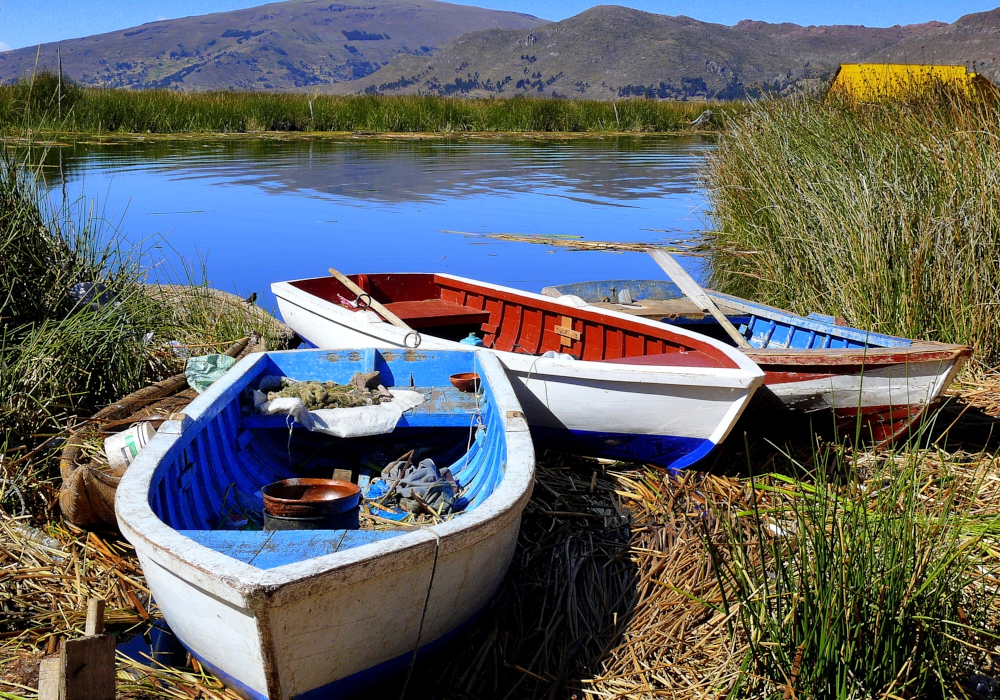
[
  {"left": 0, "top": 0, "right": 543, "bottom": 91},
  {"left": 1, "top": 1, "right": 999, "bottom": 99},
  {"left": 335, "top": 6, "right": 945, "bottom": 99}
]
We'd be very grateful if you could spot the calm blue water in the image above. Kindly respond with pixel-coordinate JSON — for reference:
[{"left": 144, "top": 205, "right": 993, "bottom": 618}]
[{"left": 44, "top": 136, "right": 713, "bottom": 307}]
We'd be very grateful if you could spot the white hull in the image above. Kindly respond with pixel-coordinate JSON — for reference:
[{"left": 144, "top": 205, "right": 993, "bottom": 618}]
[
  {"left": 117, "top": 351, "right": 535, "bottom": 699},
  {"left": 272, "top": 277, "right": 764, "bottom": 468},
  {"left": 765, "top": 359, "right": 962, "bottom": 414}
]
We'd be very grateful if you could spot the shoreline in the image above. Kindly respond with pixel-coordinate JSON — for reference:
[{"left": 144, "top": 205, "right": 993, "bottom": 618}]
[{"left": 1, "top": 129, "right": 719, "bottom": 145}]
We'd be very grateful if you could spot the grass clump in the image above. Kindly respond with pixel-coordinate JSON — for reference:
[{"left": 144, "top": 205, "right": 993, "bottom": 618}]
[
  {"left": 0, "top": 156, "right": 174, "bottom": 451},
  {"left": 0, "top": 81, "right": 734, "bottom": 134},
  {"left": 0, "top": 144, "right": 285, "bottom": 517},
  {"left": 704, "top": 90, "right": 1000, "bottom": 363},
  {"left": 708, "top": 441, "right": 1000, "bottom": 698}
]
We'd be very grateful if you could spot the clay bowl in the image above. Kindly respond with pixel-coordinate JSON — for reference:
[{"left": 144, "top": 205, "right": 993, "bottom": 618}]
[
  {"left": 449, "top": 372, "right": 481, "bottom": 393},
  {"left": 261, "top": 478, "right": 361, "bottom": 518}
]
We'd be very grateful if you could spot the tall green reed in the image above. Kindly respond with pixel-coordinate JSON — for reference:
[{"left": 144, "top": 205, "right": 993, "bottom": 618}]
[
  {"left": 0, "top": 81, "right": 732, "bottom": 134},
  {"left": 0, "top": 142, "right": 281, "bottom": 482},
  {"left": 0, "top": 149, "right": 174, "bottom": 450},
  {"left": 704, "top": 90, "right": 1000, "bottom": 363},
  {"left": 708, "top": 438, "right": 1000, "bottom": 698}
]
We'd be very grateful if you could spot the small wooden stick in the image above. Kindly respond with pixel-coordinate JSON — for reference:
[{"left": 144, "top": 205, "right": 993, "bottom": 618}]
[
  {"left": 38, "top": 656, "right": 63, "bottom": 700},
  {"left": 85, "top": 598, "right": 105, "bottom": 636}
]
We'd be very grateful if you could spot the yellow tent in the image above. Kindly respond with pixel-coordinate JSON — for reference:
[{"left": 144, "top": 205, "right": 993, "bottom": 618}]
[{"left": 829, "top": 63, "right": 994, "bottom": 101}]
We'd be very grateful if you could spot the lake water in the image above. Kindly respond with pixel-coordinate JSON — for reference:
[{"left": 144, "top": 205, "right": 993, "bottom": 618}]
[{"left": 42, "top": 136, "right": 713, "bottom": 308}]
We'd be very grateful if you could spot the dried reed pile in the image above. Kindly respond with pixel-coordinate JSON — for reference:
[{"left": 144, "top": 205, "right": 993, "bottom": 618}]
[
  {"left": 4, "top": 383, "right": 1000, "bottom": 699},
  {"left": 0, "top": 515, "right": 243, "bottom": 699}
]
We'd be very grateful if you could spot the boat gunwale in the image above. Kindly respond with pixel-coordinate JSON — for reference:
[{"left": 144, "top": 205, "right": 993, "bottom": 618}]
[
  {"left": 115, "top": 348, "right": 535, "bottom": 607},
  {"left": 539, "top": 279, "right": 971, "bottom": 359},
  {"left": 271, "top": 276, "right": 766, "bottom": 388},
  {"left": 743, "top": 344, "right": 971, "bottom": 367}
]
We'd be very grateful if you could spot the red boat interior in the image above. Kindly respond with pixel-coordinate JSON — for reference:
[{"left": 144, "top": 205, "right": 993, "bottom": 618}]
[{"left": 289, "top": 273, "right": 739, "bottom": 369}]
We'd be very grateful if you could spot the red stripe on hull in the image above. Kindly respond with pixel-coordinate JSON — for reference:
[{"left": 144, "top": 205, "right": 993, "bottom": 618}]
[{"left": 833, "top": 403, "right": 929, "bottom": 445}]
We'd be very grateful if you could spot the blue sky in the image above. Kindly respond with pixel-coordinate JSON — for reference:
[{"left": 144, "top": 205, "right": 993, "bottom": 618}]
[{"left": 0, "top": 0, "right": 995, "bottom": 51}]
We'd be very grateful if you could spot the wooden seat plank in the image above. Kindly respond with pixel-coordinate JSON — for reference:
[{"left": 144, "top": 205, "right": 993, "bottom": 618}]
[
  {"left": 590, "top": 298, "right": 744, "bottom": 320},
  {"left": 382, "top": 299, "right": 492, "bottom": 328}
]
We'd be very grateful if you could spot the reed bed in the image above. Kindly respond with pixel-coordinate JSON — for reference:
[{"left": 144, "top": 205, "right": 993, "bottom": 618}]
[
  {"left": 0, "top": 75, "right": 732, "bottom": 135},
  {"left": 4, "top": 409, "right": 1000, "bottom": 698},
  {"left": 704, "top": 90, "right": 1000, "bottom": 364}
]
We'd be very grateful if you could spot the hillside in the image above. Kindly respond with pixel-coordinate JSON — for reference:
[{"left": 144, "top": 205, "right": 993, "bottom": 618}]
[
  {"left": 875, "top": 8, "right": 1000, "bottom": 83},
  {"left": 335, "top": 5, "right": 944, "bottom": 99},
  {"left": 0, "top": 0, "right": 544, "bottom": 91}
]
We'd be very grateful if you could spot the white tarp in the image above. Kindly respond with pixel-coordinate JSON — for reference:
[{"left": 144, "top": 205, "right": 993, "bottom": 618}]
[{"left": 254, "top": 389, "right": 426, "bottom": 438}]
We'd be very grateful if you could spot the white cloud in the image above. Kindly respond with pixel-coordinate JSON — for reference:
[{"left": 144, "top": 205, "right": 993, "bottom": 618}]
[{"left": 0, "top": 41, "right": 10, "bottom": 53}]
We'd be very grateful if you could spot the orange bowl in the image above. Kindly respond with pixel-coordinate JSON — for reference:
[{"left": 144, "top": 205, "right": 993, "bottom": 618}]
[
  {"left": 262, "top": 478, "right": 360, "bottom": 517},
  {"left": 449, "top": 372, "right": 481, "bottom": 393}
]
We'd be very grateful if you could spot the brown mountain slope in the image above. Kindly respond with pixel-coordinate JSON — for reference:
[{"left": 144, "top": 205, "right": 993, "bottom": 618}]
[
  {"left": 0, "top": 0, "right": 545, "bottom": 91},
  {"left": 334, "top": 5, "right": 942, "bottom": 99},
  {"left": 873, "top": 9, "right": 1000, "bottom": 82}
]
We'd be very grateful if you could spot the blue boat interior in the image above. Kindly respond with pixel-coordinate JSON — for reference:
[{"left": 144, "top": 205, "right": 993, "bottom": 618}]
[
  {"left": 546, "top": 280, "right": 911, "bottom": 351},
  {"left": 148, "top": 349, "right": 508, "bottom": 570}
]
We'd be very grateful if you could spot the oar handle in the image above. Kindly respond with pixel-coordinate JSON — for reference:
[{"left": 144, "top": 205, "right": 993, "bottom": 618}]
[
  {"left": 328, "top": 268, "right": 421, "bottom": 347},
  {"left": 647, "top": 249, "right": 752, "bottom": 349}
]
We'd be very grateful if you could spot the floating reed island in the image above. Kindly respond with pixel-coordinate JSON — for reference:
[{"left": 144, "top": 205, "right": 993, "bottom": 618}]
[
  {"left": 6, "top": 86, "right": 1000, "bottom": 697},
  {"left": 0, "top": 73, "right": 736, "bottom": 136}
]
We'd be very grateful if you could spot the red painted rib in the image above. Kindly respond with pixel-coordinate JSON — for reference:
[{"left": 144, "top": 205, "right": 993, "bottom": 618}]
[{"left": 292, "top": 273, "right": 742, "bottom": 369}]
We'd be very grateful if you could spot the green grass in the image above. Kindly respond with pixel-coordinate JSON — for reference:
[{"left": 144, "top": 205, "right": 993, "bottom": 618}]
[
  {"left": 703, "top": 90, "right": 1000, "bottom": 363},
  {"left": 0, "top": 141, "right": 283, "bottom": 515},
  {"left": 0, "top": 73, "right": 735, "bottom": 134},
  {"left": 708, "top": 438, "right": 1000, "bottom": 699}
]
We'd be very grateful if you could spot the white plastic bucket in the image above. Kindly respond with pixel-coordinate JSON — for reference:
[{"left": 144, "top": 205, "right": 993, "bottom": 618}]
[{"left": 104, "top": 422, "right": 156, "bottom": 472}]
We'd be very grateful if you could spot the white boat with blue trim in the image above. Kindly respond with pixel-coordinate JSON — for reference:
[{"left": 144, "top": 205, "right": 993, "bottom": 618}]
[
  {"left": 541, "top": 279, "right": 971, "bottom": 443},
  {"left": 271, "top": 272, "right": 765, "bottom": 469},
  {"left": 116, "top": 347, "right": 534, "bottom": 700}
]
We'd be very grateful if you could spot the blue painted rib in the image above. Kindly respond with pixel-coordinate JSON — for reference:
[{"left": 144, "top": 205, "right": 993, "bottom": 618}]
[
  {"left": 542, "top": 280, "right": 912, "bottom": 350},
  {"left": 147, "top": 349, "right": 509, "bottom": 567}
]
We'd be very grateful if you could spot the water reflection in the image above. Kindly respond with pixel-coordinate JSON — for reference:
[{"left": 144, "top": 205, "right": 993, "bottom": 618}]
[{"left": 39, "top": 136, "right": 713, "bottom": 305}]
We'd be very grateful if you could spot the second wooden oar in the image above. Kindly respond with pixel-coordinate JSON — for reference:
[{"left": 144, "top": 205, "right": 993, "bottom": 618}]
[{"left": 647, "top": 249, "right": 752, "bottom": 349}]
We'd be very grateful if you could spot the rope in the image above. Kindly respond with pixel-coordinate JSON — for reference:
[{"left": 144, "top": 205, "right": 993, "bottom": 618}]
[{"left": 398, "top": 527, "right": 442, "bottom": 700}]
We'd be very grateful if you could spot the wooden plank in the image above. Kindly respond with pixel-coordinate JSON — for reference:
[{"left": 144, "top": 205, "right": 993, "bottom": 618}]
[
  {"left": 38, "top": 656, "right": 63, "bottom": 700},
  {"left": 61, "top": 634, "right": 115, "bottom": 700},
  {"left": 381, "top": 300, "right": 491, "bottom": 328},
  {"left": 554, "top": 316, "right": 582, "bottom": 347}
]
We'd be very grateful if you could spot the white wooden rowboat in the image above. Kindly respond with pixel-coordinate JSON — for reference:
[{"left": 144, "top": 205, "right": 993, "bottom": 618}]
[
  {"left": 541, "top": 279, "right": 971, "bottom": 443},
  {"left": 116, "top": 348, "right": 535, "bottom": 699},
  {"left": 271, "top": 272, "right": 765, "bottom": 469}
]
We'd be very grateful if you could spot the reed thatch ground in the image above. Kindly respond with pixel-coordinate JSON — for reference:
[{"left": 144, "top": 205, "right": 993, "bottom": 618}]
[{"left": 3, "top": 372, "right": 1000, "bottom": 700}]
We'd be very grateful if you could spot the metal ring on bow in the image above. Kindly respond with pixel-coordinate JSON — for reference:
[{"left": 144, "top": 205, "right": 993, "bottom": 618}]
[
  {"left": 404, "top": 331, "right": 422, "bottom": 348},
  {"left": 356, "top": 293, "right": 372, "bottom": 310}
]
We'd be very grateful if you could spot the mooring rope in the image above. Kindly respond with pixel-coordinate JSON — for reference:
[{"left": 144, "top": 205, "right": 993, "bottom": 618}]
[{"left": 398, "top": 526, "right": 442, "bottom": 700}]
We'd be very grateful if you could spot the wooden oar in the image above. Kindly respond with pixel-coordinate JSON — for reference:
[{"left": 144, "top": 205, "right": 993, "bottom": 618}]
[
  {"left": 328, "top": 267, "right": 422, "bottom": 347},
  {"left": 647, "top": 249, "right": 752, "bottom": 349}
]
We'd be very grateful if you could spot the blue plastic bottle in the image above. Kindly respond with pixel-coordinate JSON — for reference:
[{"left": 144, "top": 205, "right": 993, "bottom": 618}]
[{"left": 459, "top": 333, "right": 484, "bottom": 347}]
